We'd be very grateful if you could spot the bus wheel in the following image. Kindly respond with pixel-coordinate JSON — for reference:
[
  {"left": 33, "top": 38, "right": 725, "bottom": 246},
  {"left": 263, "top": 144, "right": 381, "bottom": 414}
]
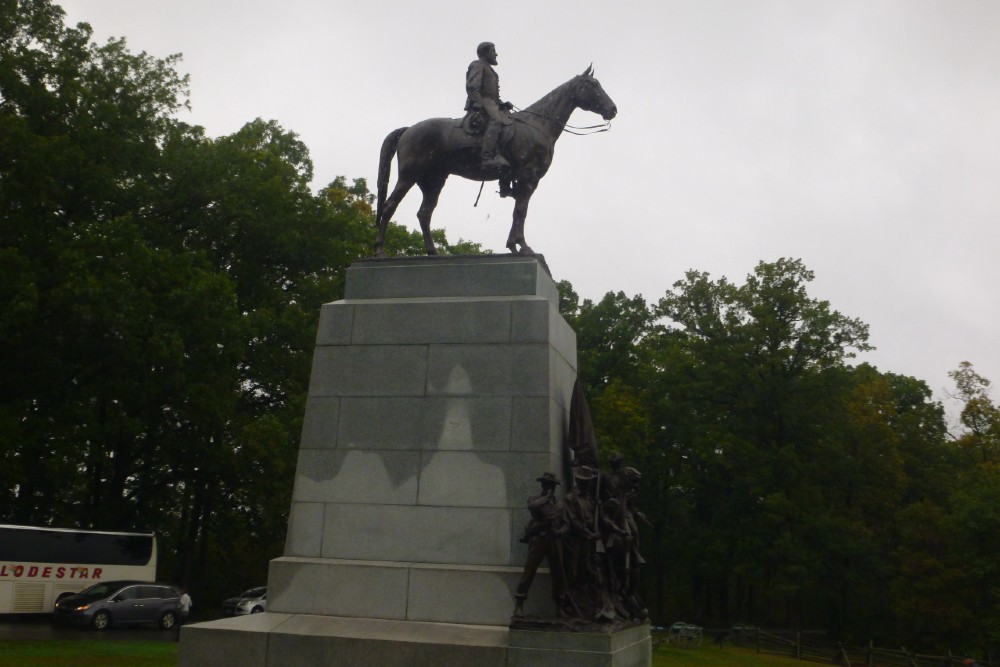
[
  {"left": 159, "top": 611, "right": 176, "bottom": 630},
  {"left": 92, "top": 610, "right": 111, "bottom": 630}
]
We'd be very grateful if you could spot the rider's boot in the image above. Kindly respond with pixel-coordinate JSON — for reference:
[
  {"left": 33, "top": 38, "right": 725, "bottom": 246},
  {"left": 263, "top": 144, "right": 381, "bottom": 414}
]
[{"left": 481, "top": 122, "right": 510, "bottom": 170}]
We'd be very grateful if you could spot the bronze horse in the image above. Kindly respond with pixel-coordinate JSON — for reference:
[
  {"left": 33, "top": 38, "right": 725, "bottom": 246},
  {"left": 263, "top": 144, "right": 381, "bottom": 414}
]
[{"left": 374, "top": 66, "right": 617, "bottom": 257}]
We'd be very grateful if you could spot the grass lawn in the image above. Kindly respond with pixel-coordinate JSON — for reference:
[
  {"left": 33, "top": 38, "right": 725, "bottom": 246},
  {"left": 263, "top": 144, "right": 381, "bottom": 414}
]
[
  {"left": 0, "top": 640, "right": 178, "bottom": 667},
  {"left": 655, "top": 644, "right": 801, "bottom": 666},
  {"left": 0, "top": 640, "right": 798, "bottom": 667}
]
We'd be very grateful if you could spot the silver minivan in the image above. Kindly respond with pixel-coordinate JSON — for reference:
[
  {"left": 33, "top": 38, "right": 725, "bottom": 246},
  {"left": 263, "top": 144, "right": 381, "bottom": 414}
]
[{"left": 53, "top": 580, "right": 181, "bottom": 630}]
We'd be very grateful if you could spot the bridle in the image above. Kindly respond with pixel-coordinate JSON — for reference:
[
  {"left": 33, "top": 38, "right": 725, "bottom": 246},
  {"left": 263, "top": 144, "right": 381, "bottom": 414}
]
[{"left": 510, "top": 105, "right": 612, "bottom": 135}]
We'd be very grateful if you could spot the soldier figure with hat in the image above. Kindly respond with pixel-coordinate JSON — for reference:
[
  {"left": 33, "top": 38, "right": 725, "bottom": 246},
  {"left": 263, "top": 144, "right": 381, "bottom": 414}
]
[{"left": 514, "top": 472, "right": 568, "bottom": 617}]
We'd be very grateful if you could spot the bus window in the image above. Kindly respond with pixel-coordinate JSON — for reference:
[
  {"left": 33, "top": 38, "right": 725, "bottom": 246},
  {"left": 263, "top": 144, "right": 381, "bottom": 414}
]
[{"left": 0, "top": 525, "right": 158, "bottom": 614}]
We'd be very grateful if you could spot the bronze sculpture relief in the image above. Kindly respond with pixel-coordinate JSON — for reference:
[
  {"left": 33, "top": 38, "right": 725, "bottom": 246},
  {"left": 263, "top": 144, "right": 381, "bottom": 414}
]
[
  {"left": 514, "top": 472, "right": 568, "bottom": 618},
  {"left": 514, "top": 381, "right": 648, "bottom": 627}
]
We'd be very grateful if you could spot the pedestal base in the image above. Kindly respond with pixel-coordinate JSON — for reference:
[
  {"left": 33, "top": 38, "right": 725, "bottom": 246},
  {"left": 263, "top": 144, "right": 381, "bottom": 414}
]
[
  {"left": 267, "top": 557, "right": 555, "bottom": 625},
  {"left": 509, "top": 622, "right": 651, "bottom": 667},
  {"left": 177, "top": 614, "right": 651, "bottom": 667}
]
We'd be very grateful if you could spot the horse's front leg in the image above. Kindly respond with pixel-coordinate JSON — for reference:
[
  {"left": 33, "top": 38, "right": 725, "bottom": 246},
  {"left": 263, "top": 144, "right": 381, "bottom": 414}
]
[{"left": 506, "top": 180, "right": 537, "bottom": 255}]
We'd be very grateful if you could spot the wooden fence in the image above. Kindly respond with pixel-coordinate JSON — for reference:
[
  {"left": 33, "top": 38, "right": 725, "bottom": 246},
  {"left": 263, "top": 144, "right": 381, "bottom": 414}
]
[{"left": 753, "top": 630, "right": 991, "bottom": 667}]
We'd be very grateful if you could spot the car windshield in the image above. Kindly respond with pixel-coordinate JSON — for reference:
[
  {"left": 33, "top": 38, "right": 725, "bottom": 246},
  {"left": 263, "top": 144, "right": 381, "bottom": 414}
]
[
  {"left": 241, "top": 587, "right": 265, "bottom": 597},
  {"left": 76, "top": 582, "right": 125, "bottom": 602}
]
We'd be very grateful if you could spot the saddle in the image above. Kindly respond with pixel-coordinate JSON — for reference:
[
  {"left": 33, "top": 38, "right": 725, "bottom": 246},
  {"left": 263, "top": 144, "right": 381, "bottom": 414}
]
[{"left": 455, "top": 109, "right": 486, "bottom": 136}]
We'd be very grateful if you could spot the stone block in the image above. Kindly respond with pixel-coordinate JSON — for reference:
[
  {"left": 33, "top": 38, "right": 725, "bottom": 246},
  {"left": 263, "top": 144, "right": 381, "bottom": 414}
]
[
  {"left": 550, "top": 351, "right": 578, "bottom": 410},
  {"left": 426, "top": 344, "right": 549, "bottom": 397},
  {"left": 549, "top": 305, "right": 578, "bottom": 367},
  {"left": 508, "top": 624, "right": 652, "bottom": 667},
  {"left": 510, "top": 396, "right": 561, "bottom": 453},
  {"left": 268, "top": 559, "right": 545, "bottom": 626},
  {"left": 414, "top": 451, "right": 550, "bottom": 509},
  {"left": 320, "top": 504, "right": 511, "bottom": 565},
  {"left": 345, "top": 256, "right": 556, "bottom": 301},
  {"left": 308, "top": 345, "right": 428, "bottom": 396},
  {"left": 315, "top": 303, "right": 353, "bottom": 345},
  {"left": 350, "top": 300, "right": 513, "bottom": 344},
  {"left": 267, "top": 558, "right": 409, "bottom": 619},
  {"left": 284, "top": 502, "right": 324, "bottom": 557},
  {"left": 291, "top": 449, "right": 419, "bottom": 505},
  {"left": 298, "top": 396, "right": 339, "bottom": 448},
  {"left": 416, "top": 451, "right": 509, "bottom": 508},
  {"left": 177, "top": 613, "right": 292, "bottom": 667},
  {"left": 337, "top": 396, "right": 512, "bottom": 451},
  {"left": 510, "top": 298, "right": 550, "bottom": 343},
  {"left": 406, "top": 564, "right": 551, "bottom": 625},
  {"left": 267, "top": 615, "right": 509, "bottom": 667}
]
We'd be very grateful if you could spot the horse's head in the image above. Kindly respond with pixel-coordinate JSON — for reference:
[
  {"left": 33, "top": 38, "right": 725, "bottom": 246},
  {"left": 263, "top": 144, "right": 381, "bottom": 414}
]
[{"left": 573, "top": 65, "right": 618, "bottom": 121}]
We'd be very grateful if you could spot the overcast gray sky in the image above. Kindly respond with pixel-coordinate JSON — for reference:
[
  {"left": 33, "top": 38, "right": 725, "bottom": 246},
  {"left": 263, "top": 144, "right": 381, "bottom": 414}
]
[{"left": 58, "top": 0, "right": 1000, "bottom": 423}]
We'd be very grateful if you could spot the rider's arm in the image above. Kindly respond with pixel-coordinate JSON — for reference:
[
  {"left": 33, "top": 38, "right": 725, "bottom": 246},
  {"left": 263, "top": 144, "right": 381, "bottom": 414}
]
[{"left": 466, "top": 61, "right": 484, "bottom": 107}]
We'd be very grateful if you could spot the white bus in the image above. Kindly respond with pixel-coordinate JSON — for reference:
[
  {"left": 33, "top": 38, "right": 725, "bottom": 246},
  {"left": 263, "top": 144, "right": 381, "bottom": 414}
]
[{"left": 0, "top": 524, "right": 157, "bottom": 614}]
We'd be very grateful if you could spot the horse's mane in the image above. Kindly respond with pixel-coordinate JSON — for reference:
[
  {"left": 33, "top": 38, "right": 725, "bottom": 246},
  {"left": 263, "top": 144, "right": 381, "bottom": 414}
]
[{"left": 521, "top": 75, "right": 582, "bottom": 120}]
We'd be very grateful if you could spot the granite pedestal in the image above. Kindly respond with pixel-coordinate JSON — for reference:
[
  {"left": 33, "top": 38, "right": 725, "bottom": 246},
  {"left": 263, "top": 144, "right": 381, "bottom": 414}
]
[{"left": 178, "top": 256, "right": 650, "bottom": 667}]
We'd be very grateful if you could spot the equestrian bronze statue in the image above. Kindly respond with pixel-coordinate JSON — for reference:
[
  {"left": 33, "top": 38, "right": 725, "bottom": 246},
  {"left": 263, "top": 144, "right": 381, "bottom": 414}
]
[{"left": 373, "top": 64, "right": 617, "bottom": 257}]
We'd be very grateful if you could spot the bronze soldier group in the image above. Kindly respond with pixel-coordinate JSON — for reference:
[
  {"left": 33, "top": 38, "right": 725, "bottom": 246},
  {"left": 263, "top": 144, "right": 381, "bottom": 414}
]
[{"left": 514, "top": 457, "right": 647, "bottom": 624}]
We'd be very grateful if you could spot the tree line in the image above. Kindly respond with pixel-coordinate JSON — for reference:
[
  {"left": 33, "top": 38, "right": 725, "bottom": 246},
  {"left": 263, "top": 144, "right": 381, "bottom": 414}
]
[
  {"left": 561, "top": 268, "right": 1000, "bottom": 655},
  {"left": 0, "top": 0, "right": 478, "bottom": 606},
  {"left": 3, "top": 0, "right": 999, "bottom": 654}
]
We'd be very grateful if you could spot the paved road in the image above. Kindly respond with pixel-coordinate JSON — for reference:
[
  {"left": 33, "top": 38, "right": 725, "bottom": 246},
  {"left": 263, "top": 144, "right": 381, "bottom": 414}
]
[{"left": 0, "top": 614, "right": 194, "bottom": 642}]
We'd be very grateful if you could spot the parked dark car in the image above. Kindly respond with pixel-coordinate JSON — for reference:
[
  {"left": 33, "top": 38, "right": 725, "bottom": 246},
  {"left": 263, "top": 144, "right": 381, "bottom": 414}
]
[
  {"left": 222, "top": 586, "right": 267, "bottom": 616},
  {"left": 52, "top": 580, "right": 181, "bottom": 630}
]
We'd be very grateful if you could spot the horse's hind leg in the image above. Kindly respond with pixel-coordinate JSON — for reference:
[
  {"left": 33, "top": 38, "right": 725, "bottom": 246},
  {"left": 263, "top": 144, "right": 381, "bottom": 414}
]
[
  {"left": 417, "top": 174, "right": 448, "bottom": 255},
  {"left": 374, "top": 177, "right": 416, "bottom": 257}
]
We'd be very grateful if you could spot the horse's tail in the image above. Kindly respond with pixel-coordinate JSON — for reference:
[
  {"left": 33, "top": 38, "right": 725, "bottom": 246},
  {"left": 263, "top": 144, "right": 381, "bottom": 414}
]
[{"left": 375, "top": 127, "right": 408, "bottom": 227}]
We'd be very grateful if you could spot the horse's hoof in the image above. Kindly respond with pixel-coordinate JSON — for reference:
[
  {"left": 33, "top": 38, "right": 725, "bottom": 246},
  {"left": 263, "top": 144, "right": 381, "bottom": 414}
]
[{"left": 507, "top": 244, "right": 535, "bottom": 257}]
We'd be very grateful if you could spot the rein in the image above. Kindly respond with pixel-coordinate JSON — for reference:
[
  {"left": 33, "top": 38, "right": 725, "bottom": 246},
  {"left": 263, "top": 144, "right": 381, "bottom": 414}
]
[
  {"left": 470, "top": 99, "right": 610, "bottom": 206},
  {"left": 511, "top": 105, "right": 611, "bottom": 135}
]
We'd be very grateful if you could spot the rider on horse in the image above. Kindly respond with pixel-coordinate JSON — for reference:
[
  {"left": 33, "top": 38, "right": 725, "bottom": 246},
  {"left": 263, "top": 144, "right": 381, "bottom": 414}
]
[{"left": 466, "top": 42, "right": 514, "bottom": 194}]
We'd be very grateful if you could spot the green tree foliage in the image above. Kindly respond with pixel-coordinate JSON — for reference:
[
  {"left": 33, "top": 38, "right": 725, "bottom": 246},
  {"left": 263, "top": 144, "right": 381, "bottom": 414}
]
[
  {"left": 949, "top": 361, "right": 1000, "bottom": 463},
  {"left": 1, "top": 0, "right": 483, "bottom": 604},
  {"left": 0, "top": 0, "right": 488, "bottom": 604},
  {"left": 647, "top": 260, "right": 887, "bottom": 630},
  {"left": 559, "top": 259, "right": 965, "bottom": 649},
  {"left": 890, "top": 361, "right": 1000, "bottom": 652}
]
